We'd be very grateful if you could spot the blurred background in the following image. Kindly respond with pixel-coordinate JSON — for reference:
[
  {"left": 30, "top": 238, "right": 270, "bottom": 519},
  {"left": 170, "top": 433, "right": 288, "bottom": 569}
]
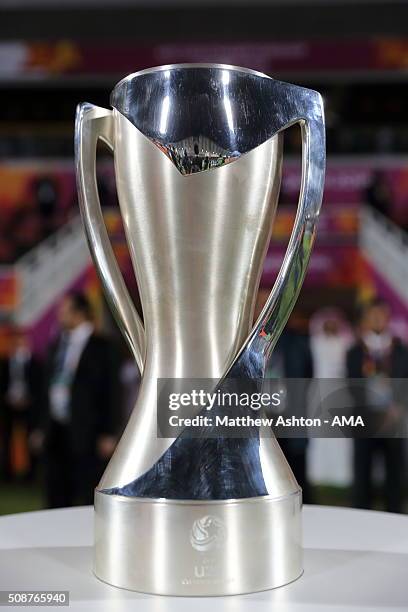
[{"left": 0, "top": 0, "right": 408, "bottom": 515}]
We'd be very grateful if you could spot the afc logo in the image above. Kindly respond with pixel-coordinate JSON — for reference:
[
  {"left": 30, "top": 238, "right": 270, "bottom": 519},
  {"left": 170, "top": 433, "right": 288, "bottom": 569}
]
[{"left": 189, "top": 515, "right": 226, "bottom": 553}]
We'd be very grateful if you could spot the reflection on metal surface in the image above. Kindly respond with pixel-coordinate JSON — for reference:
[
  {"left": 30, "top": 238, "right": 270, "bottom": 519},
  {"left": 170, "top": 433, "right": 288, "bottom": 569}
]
[
  {"left": 110, "top": 64, "right": 322, "bottom": 176},
  {"left": 153, "top": 136, "right": 239, "bottom": 175}
]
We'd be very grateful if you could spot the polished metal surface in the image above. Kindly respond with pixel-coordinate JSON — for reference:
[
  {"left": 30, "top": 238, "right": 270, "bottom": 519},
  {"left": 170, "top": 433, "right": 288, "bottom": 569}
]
[
  {"left": 94, "top": 489, "right": 302, "bottom": 596},
  {"left": 111, "top": 64, "right": 322, "bottom": 177},
  {"left": 75, "top": 63, "right": 325, "bottom": 595},
  {"left": 78, "top": 105, "right": 285, "bottom": 493}
]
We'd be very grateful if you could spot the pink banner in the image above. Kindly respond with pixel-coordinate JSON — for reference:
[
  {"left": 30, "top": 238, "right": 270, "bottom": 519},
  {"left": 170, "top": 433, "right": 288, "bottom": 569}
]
[
  {"left": 262, "top": 245, "right": 362, "bottom": 289},
  {"left": 282, "top": 161, "right": 408, "bottom": 225},
  {"left": 1, "top": 38, "right": 408, "bottom": 79}
]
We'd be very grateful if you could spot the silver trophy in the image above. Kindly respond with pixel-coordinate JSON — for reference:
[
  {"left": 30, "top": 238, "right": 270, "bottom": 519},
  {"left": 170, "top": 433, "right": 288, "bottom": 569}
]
[{"left": 75, "top": 64, "right": 325, "bottom": 596}]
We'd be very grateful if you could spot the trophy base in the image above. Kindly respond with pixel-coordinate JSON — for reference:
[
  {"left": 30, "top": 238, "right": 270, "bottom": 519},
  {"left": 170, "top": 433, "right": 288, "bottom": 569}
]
[{"left": 94, "top": 488, "right": 302, "bottom": 596}]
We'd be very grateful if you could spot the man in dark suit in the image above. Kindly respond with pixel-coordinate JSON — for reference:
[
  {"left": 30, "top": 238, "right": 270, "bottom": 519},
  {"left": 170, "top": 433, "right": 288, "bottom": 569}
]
[
  {"left": 31, "top": 291, "right": 121, "bottom": 508},
  {"left": 275, "top": 311, "right": 314, "bottom": 504},
  {"left": 347, "top": 298, "right": 408, "bottom": 513},
  {"left": 0, "top": 328, "right": 42, "bottom": 481},
  {"left": 255, "top": 289, "right": 314, "bottom": 503}
]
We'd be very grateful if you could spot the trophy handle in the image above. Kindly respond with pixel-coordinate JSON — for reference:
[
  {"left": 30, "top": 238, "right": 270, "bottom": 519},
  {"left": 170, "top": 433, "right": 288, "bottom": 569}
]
[
  {"left": 234, "top": 87, "right": 326, "bottom": 370},
  {"left": 75, "top": 103, "right": 146, "bottom": 373}
]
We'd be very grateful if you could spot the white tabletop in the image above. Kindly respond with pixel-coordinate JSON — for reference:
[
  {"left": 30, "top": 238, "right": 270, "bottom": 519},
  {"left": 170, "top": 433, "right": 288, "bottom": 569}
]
[{"left": 0, "top": 504, "right": 407, "bottom": 612}]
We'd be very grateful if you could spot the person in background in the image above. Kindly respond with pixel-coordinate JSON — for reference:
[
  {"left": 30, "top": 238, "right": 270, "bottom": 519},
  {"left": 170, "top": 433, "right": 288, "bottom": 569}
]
[
  {"left": 309, "top": 308, "right": 353, "bottom": 491},
  {"left": 120, "top": 355, "right": 141, "bottom": 422},
  {"left": 365, "top": 170, "right": 393, "bottom": 220},
  {"left": 0, "top": 328, "right": 42, "bottom": 482},
  {"left": 347, "top": 297, "right": 408, "bottom": 513},
  {"left": 275, "top": 310, "right": 314, "bottom": 504},
  {"left": 31, "top": 291, "right": 121, "bottom": 508},
  {"left": 32, "top": 175, "right": 59, "bottom": 238},
  {"left": 254, "top": 290, "right": 314, "bottom": 503},
  {"left": 310, "top": 308, "right": 352, "bottom": 379}
]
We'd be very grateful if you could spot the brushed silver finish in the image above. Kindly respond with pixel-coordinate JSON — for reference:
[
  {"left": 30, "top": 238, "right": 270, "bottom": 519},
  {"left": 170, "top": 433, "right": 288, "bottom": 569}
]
[
  {"left": 75, "top": 63, "right": 325, "bottom": 595},
  {"left": 94, "top": 489, "right": 302, "bottom": 596},
  {"left": 75, "top": 105, "right": 146, "bottom": 372},
  {"left": 101, "top": 113, "right": 284, "bottom": 491}
]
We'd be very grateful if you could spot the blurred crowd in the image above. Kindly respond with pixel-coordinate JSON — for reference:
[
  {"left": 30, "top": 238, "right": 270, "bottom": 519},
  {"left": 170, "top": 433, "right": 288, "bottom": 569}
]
[
  {"left": 1, "top": 290, "right": 407, "bottom": 513},
  {"left": 0, "top": 175, "right": 73, "bottom": 263},
  {"left": 0, "top": 292, "right": 139, "bottom": 508},
  {"left": 257, "top": 293, "right": 408, "bottom": 513},
  {"left": 0, "top": 24, "right": 407, "bottom": 518}
]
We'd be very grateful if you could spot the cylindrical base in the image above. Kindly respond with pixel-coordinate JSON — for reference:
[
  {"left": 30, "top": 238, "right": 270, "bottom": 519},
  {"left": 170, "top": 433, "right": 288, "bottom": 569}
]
[{"left": 94, "top": 489, "right": 302, "bottom": 596}]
